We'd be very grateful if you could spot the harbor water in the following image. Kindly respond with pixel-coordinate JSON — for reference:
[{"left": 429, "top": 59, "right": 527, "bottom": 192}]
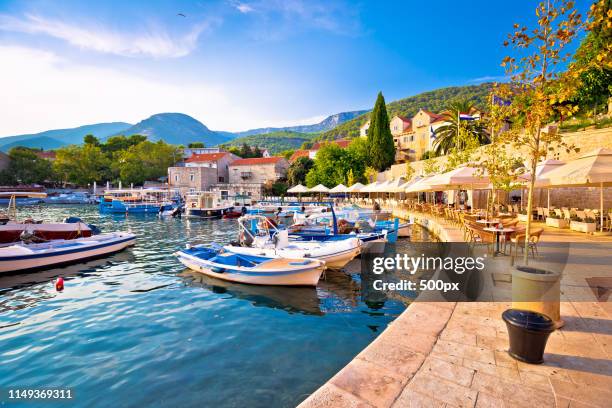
[{"left": 0, "top": 205, "right": 431, "bottom": 407}]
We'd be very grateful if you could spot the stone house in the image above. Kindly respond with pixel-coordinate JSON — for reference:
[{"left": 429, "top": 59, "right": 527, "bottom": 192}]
[
  {"left": 289, "top": 140, "right": 352, "bottom": 163},
  {"left": 359, "top": 121, "right": 370, "bottom": 138},
  {"left": 229, "top": 157, "right": 289, "bottom": 184},
  {"left": 168, "top": 152, "right": 239, "bottom": 194}
]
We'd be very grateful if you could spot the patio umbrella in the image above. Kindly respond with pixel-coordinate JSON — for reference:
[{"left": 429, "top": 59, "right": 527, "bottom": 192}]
[
  {"left": 329, "top": 184, "right": 348, "bottom": 193},
  {"left": 426, "top": 165, "right": 491, "bottom": 209},
  {"left": 535, "top": 148, "right": 612, "bottom": 231},
  {"left": 287, "top": 184, "right": 309, "bottom": 202},
  {"left": 287, "top": 184, "right": 309, "bottom": 193},
  {"left": 329, "top": 184, "right": 348, "bottom": 200},
  {"left": 347, "top": 183, "right": 365, "bottom": 192},
  {"left": 519, "top": 159, "right": 565, "bottom": 209},
  {"left": 309, "top": 184, "right": 330, "bottom": 201}
]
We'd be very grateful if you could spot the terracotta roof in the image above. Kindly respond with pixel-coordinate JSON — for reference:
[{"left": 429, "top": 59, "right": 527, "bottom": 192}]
[
  {"left": 35, "top": 151, "right": 56, "bottom": 159},
  {"left": 311, "top": 139, "right": 351, "bottom": 150},
  {"left": 231, "top": 157, "right": 285, "bottom": 166},
  {"left": 185, "top": 152, "right": 228, "bottom": 163},
  {"left": 290, "top": 150, "right": 310, "bottom": 162},
  {"left": 396, "top": 115, "right": 411, "bottom": 124}
]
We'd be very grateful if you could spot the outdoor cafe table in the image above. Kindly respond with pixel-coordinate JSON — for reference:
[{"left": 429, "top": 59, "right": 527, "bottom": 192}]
[
  {"left": 484, "top": 227, "right": 516, "bottom": 256},
  {"left": 476, "top": 219, "right": 499, "bottom": 226}
]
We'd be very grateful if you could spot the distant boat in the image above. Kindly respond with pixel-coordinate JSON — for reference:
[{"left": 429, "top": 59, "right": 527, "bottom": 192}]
[
  {"left": 99, "top": 188, "right": 179, "bottom": 214},
  {"left": 44, "top": 192, "right": 96, "bottom": 204},
  {"left": 184, "top": 191, "right": 233, "bottom": 219},
  {"left": 175, "top": 245, "right": 325, "bottom": 286},
  {"left": 0, "top": 232, "right": 136, "bottom": 274}
]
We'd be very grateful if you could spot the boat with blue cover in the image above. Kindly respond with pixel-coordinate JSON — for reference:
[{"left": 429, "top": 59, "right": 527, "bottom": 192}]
[
  {"left": 99, "top": 188, "right": 179, "bottom": 214},
  {"left": 175, "top": 245, "right": 325, "bottom": 286}
]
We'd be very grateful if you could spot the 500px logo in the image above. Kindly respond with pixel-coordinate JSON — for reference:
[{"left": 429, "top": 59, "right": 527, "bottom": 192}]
[{"left": 371, "top": 254, "right": 486, "bottom": 275}]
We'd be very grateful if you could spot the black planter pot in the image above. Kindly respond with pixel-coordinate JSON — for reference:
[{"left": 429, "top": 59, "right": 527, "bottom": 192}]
[{"left": 502, "top": 309, "right": 555, "bottom": 364}]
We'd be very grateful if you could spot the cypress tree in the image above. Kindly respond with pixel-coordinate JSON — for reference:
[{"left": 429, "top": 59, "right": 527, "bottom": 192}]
[{"left": 367, "top": 92, "right": 395, "bottom": 171}]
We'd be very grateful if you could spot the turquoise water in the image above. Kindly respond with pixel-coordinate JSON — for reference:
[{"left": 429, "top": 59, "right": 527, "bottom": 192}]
[{"left": 0, "top": 206, "right": 423, "bottom": 408}]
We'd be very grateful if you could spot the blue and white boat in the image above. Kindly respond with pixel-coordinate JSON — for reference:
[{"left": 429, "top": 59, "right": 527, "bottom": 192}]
[
  {"left": 0, "top": 232, "right": 136, "bottom": 273},
  {"left": 99, "top": 188, "right": 179, "bottom": 214},
  {"left": 227, "top": 215, "right": 361, "bottom": 269},
  {"left": 175, "top": 245, "right": 325, "bottom": 286}
]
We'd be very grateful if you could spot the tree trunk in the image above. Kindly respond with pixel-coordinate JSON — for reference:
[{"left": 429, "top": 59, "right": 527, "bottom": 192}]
[{"left": 524, "top": 129, "right": 541, "bottom": 265}]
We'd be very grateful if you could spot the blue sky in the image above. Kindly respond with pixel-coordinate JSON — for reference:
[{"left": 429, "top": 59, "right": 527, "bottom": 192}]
[{"left": 0, "top": 0, "right": 589, "bottom": 136}]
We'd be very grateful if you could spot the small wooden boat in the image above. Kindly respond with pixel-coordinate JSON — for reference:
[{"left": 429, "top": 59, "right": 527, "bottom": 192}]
[
  {"left": 175, "top": 246, "right": 325, "bottom": 286},
  {"left": 185, "top": 191, "right": 233, "bottom": 219},
  {"left": 0, "top": 232, "right": 136, "bottom": 273}
]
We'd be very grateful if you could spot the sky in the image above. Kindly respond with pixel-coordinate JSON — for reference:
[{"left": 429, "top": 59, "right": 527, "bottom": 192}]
[{"left": 0, "top": 0, "right": 589, "bottom": 136}]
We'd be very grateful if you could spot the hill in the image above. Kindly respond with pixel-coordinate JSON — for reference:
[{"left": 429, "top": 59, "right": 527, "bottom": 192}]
[
  {"left": 234, "top": 110, "right": 368, "bottom": 137},
  {"left": 0, "top": 122, "right": 132, "bottom": 152},
  {"left": 223, "top": 130, "right": 317, "bottom": 154},
  {"left": 111, "top": 113, "right": 232, "bottom": 146},
  {"left": 320, "top": 83, "right": 493, "bottom": 140}
]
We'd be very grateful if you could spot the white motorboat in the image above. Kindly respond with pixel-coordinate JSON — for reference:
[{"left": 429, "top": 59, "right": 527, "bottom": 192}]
[
  {"left": 184, "top": 191, "right": 233, "bottom": 218},
  {"left": 175, "top": 245, "right": 325, "bottom": 286},
  {"left": 0, "top": 232, "right": 136, "bottom": 273},
  {"left": 228, "top": 215, "right": 361, "bottom": 269}
]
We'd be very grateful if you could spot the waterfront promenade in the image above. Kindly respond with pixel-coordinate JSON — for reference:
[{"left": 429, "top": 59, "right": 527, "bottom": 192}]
[{"left": 299, "top": 210, "right": 612, "bottom": 408}]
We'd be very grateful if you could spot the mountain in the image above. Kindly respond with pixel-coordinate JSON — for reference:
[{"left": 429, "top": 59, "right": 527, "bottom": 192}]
[
  {"left": 112, "top": 113, "right": 232, "bottom": 146},
  {"left": 0, "top": 122, "right": 132, "bottom": 152},
  {"left": 234, "top": 110, "right": 368, "bottom": 137},
  {"left": 319, "top": 83, "right": 494, "bottom": 140},
  {"left": 223, "top": 130, "right": 317, "bottom": 154}
]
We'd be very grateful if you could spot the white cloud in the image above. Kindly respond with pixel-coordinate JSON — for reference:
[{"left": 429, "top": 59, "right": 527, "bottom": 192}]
[
  {"left": 0, "top": 45, "right": 330, "bottom": 136},
  {"left": 468, "top": 75, "right": 509, "bottom": 83},
  {"left": 231, "top": 1, "right": 255, "bottom": 13},
  {"left": 0, "top": 13, "right": 214, "bottom": 58}
]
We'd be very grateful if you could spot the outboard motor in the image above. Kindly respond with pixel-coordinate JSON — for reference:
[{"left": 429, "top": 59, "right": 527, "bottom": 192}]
[
  {"left": 63, "top": 216, "right": 83, "bottom": 224},
  {"left": 88, "top": 224, "right": 102, "bottom": 235}
]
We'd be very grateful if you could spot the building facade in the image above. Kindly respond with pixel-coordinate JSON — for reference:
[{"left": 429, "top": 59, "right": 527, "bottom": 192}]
[
  {"left": 168, "top": 152, "right": 240, "bottom": 194},
  {"left": 229, "top": 157, "right": 289, "bottom": 184}
]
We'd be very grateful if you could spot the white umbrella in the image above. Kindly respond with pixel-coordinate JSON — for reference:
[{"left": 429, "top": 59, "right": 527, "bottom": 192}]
[
  {"left": 534, "top": 148, "right": 612, "bottom": 231},
  {"left": 329, "top": 184, "right": 348, "bottom": 193},
  {"left": 361, "top": 181, "right": 382, "bottom": 193},
  {"left": 287, "top": 184, "right": 309, "bottom": 193},
  {"left": 347, "top": 183, "right": 365, "bottom": 192},
  {"left": 308, "top": 184, "right": 330, "bottom": 193},
  {"left": 405, "top": 176, "right": 437, "bottom": 193},
  {"left": 426, "top": 165, "right": 490, "bottom": 190},
  {"left": 519, "top": 159, "right": 565, "bottom": 209}
]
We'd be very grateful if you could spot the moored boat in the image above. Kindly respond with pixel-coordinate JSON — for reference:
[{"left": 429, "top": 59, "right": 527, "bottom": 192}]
[
  {"left": 0, "top": 232, "right": 136, "bottom": 273},
  {"left": 226, "top": 215, "right": 361, "bottom": 269},
  {"left": 99, "top": 188, "right": 179, "bottom": 214},
  {"left": 175, "top": 245, "right": 325, "bottom": 286},
  {"left": 185, "top": 191, "right": 233, "bottom": 219}
]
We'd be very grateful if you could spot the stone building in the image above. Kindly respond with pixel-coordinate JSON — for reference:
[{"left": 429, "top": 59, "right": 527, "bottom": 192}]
[
  {"left": 168, "top": 151, "right": 239, "bottom": 194},
  {"left": 289, "top": 139, "right": 352, "bottom": 162},
  {"left": 229, "top": 157, "right": 289, "bottom": 184}
]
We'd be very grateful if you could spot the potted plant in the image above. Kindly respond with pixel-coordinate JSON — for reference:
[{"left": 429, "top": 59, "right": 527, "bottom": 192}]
[
  {"left": 518, "top": 209, "right": 529, "bottom": 222},
  {"left": 570, "top": 216, "right": 596, "bottom": 233},
  {"left": 546, "top": 212, "right": 568, "bottom": 229}
]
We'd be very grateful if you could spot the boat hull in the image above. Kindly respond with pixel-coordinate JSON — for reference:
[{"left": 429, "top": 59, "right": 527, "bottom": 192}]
[
  {"left": 226, "top": 245, "right": 359, "bottom": 270},
  {"left": 176, "top": 252, "right": 324, "bottom": 286},
  {"left": 186, "top": 207, "right": 231, "bottom": 219},
  {"left": 0, "top": 233, "right": 136, "bottom": 273}
]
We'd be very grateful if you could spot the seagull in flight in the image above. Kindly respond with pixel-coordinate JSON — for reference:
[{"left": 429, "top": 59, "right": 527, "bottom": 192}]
[{"left": 177, "top": 13, "right": 186, "bottom": 17}]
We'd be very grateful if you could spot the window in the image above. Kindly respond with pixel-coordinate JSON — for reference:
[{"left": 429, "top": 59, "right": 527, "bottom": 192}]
[
  {"left": 174, "top": 175, "right": 179, "bottom": 182},
  {"left": 221, "top": 190, "right": 228, "bottom": 200},
  {"left": 218, "top": 176, "right": 224, "bottom": 183},
  {"left": 189, "top": 174, "right": 195, "bottom": 182}
]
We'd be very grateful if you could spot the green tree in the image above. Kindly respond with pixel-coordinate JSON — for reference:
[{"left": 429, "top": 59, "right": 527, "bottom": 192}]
[
  {"left": 54, "top": 144, "right": 110, "bottom": 185},
  {"left": 502, "top": 0, "right": 582, "bottom": 263},
  {"left": 346, "top": 169, "right": 357, "bottom": 187},
  {"left": 280, "top": 149, "right": 295, "bottom": 160},
  {"left": 405, "top": 163, "right": 415, "bottom": 181},
  {"left": 188, "top": 142, "right": 205, "bottom": 148},
  {"left": 364, "top": 166, "right": 378, "bottom": 183},
  {"left": 367, "top": 92, "right": 395, "bottom": 171},
  {"left": 239, "top": 143, "right": 252, "bottom": 158},
  {"left": 305, "top": 144, "right": 365, "bottom": 187},
  {"left": 1, "top": 147, "right": 52, "bottom": 184},
  {"left": 569, "top": 0, "right": 612, "bottom": 115},
  {"left": 287, "top": 157, "right": 314, "bottom": 186},
  {"left": 432, "top": 99, "right": 489, "bottom": 155},
  {"left": 83, "top": 134, "right": 100, "bottom": 146},
  {"left": 117, "top": 141, "right": 178, "bottom": 185}
]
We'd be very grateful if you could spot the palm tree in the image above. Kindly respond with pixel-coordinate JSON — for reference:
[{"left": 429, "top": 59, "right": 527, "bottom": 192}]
[{"left": 432, "top": 100, "right": 490, "bottom": 155}]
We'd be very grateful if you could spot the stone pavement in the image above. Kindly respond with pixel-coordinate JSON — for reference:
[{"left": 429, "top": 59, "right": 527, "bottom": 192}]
[{"left": 298, "top": 211, "right": 612, "bottom": 408}]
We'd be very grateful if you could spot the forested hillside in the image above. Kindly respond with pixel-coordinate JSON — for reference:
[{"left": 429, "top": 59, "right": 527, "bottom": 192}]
[
  {"left": 320, "top": 83, "right": 493, "bottom": 140},
  {"left": 223, "top": 130, "right": 317, "bottom": 154}
]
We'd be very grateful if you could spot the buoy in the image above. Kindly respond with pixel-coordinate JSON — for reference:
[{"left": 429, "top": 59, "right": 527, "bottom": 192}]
[{"left": 55, "top": 277, "right": 64, "bottom": 291}]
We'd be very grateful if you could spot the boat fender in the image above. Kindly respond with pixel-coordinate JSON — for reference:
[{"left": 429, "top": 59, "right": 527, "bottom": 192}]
[{"left": 55, "top": 277, "right": 64, "bottom": 292}]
